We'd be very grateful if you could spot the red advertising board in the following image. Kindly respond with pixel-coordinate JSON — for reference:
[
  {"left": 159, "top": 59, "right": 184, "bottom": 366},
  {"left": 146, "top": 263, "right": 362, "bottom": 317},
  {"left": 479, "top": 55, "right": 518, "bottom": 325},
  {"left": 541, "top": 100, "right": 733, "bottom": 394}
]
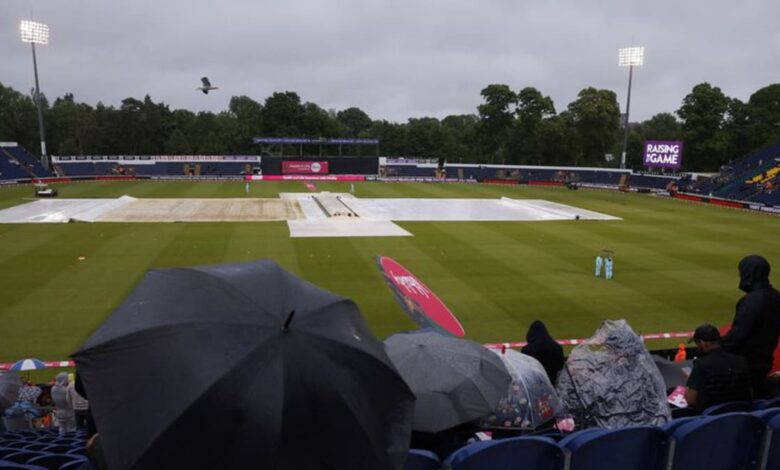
[
  {"left": 282, "top": 161, "right": 329, "bottom": 174},
  {"left": 376, "top": 256, "right": 465, "bottom": 337}
]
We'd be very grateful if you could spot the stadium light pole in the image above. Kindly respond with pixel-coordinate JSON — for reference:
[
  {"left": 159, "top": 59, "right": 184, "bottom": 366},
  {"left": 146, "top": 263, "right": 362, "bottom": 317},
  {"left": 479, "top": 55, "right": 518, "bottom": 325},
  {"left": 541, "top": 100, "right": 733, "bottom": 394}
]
[
  {"left": 618, "top": 46, "right": 644, "bottom": 170},
  {"left": 20, "top": 20, "right": 50, "bottom": 169}
]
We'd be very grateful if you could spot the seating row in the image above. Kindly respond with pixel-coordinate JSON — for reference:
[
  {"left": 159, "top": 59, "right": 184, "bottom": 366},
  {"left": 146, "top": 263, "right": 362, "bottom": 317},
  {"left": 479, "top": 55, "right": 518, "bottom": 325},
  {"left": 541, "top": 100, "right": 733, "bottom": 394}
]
[{"left": 405, "top": 411, "right": 780, "bottom": 470}]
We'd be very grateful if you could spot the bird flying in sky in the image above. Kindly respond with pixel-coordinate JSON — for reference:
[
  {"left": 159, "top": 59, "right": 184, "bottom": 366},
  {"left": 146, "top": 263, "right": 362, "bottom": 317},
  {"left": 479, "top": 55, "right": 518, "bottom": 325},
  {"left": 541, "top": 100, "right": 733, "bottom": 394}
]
[{"left": 196, "top": 77, "right": 219, "bottom": 94}]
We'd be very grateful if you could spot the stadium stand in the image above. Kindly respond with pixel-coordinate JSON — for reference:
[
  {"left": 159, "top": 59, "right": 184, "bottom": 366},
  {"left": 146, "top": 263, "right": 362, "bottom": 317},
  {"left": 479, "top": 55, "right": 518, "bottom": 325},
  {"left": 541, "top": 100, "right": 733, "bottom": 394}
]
[
  {"left": 3, "top": 147, "right": 53, "bottom": 178},
  {"left": 682, "top": 142, "right": 780, "bottom": 206},
  {"left": 0, "top": 430, "right": 85, "bottom": 470}
]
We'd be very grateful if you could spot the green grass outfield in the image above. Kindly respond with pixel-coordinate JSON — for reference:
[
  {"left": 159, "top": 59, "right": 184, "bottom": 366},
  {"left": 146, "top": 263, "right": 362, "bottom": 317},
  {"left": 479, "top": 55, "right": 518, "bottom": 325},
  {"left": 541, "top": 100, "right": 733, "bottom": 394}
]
[{"left": 0, "top": 180, "right": 778, "bottom": 369}]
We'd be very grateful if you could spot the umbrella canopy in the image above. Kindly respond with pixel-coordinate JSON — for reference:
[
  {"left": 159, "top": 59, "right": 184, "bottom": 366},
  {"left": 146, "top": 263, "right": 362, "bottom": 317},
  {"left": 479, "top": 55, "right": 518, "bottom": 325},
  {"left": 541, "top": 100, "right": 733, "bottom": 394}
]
[
  {"left": 651, "top": 355, "right": 691, "bottom": 390},
  {"left": 385, "top": 330, "right": 511, "bottom": 433},
  {"left": 480, "top": 349, "right": 561, "bottom": 430},
  {"left": 0, "top": 371, "right": 22, "bottom": 411},
  {"left": 9, "top": 359, "right": 46, "bottom": 372},
  {"left": 73, "top": 259, "right": 415, "bottom": 470}
]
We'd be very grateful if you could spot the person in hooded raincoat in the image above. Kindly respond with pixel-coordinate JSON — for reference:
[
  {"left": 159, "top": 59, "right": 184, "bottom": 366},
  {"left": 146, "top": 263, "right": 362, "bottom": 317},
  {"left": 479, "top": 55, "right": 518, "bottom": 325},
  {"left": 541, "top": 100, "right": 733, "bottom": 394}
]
[
  {"left": 721, "top": 255, "right": 780, "bottom": 398},
  {"left": 521, "top": 320, "right": 565, "bottom": 386},
  {"left": 51, "top": 372, "right": 76, "bottom": 435}
]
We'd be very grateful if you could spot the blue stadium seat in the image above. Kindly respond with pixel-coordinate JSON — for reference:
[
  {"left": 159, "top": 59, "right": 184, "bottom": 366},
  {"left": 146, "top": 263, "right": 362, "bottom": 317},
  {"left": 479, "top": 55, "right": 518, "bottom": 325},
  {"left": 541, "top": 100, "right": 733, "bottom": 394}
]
[
  {"left": 760, "top": 397, "right": 780, "bottom": 410},
  {"left": 444, "top": 436, "right": 565, "bottom": 470},
  {"left": 559, "top": 426, "right": 669, "bottom": 470},
  {"left": 403, "top": 449, "right": 440, "bottom": 470},
  {"left": 667, "top": 413, "right": 764, "bottom": 470},
  {"left": 661, "top": 416, "right": 706, "bottom": 434},
  {"left": 764, "top": 414, "right": 780, "bottom": 470},
  {"left": 753, "top": 408, "right": 780, "bottom": 424},
  {"left": 0, "top": 450, "right": 19, "bottom": 460},
  {"left": 0, "top": 460, "right": 46, "bottom": 470},
  {"left": 0, "top": 443, "right": 27, "bottom": 451},
  {"left": 41, "top": 445, "right": 73, "bottom": 454},
  {"left": 702, "top": 401, "right": 754, "bottom": 416},
  {"left": 27, "top": 453, "right": 86, "bottom": 469},
  {"left": 59, "top": 460, "right": 87, "bottom": 470},
  {"left": 18, "top": 446, "right": 45, "bottom": 453},
  {"left": 0, "top": 451, "right": 45, "bottom": 464}
]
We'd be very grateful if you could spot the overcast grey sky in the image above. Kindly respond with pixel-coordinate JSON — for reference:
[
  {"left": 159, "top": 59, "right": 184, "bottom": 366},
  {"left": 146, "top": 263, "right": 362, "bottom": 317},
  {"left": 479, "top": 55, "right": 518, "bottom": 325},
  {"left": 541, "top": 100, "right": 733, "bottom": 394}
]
[{"left": 2, "top": 0, "right": 779, "bottom": 123}]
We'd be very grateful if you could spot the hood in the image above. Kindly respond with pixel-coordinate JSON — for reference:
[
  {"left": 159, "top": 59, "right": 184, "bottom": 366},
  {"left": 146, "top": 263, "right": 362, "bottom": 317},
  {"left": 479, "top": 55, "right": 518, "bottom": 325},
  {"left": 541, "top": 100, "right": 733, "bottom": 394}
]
[
  {"left": 739, "top": 255, "right": 771, "bottom": 292},
  {"left": 526, "top": 320, "right": 554, "bottom": 343},
  {"left": 55, "top": 372, "right": 69, "bottom": 387}
]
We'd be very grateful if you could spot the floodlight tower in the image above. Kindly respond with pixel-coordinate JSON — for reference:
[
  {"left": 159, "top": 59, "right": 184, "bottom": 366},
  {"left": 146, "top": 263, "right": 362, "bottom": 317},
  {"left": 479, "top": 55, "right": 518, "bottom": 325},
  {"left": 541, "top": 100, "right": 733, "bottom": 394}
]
[
  {"left": 20, "top": 20, "right": 50, "bottom": 168},
  {"left": 618, "top": 46, "right": 644, "bottom": 169}
]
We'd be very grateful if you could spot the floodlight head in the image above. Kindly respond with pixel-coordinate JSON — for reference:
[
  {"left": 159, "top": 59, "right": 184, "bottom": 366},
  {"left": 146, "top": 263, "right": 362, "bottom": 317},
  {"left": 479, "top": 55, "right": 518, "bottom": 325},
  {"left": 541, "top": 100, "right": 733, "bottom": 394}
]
[
  {"left": 618, "top": 46, "right": 644, "bottom": 67},
  {"left": 20, "top": 20, "right": 49, "bottom": 45}
]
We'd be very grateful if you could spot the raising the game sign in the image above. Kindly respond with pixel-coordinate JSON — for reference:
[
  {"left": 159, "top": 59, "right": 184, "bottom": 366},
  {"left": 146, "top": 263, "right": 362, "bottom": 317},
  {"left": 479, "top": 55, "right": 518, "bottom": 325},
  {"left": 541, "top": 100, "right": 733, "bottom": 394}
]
[
  {"left": 281, "top": 161, "right": 329, "bottom": 174},
  {"left": 644, "top": 141, "right": 683, "bottom": 169},
  {"left": 376, "top": 256, "right": 465, "bottom": 337}
]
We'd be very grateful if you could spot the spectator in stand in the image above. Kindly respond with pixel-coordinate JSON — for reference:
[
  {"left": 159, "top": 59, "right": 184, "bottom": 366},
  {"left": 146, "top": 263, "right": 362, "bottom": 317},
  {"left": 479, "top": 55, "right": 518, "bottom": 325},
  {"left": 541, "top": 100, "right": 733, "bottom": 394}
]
[
  {"left": 18, "top": 380, "right": 41, "bottom": 404},
  {"left": 521, "top": 320, "right": 564, "bottom": 386},
  {"left": 685, "top": 324, "right": 752, "bottom": 412},
  {"left": 50, "top": 372, "right": 76, "bottom": 435},
  {"left": 68, "top": 374, "right": 90, "bottom": 431},
  {"left": 75, "top": 373, "right": 97, "bottom": 438},
  {"left": 721, "top": 255, "right": 780, "bottom": 398}
]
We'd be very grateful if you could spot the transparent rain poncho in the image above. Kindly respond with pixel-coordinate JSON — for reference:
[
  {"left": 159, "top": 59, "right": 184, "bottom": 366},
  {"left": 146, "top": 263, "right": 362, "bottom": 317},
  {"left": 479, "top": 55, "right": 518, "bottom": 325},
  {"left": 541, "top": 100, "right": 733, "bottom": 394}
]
[
  {"left": 556, "top": 320, "right": 671, "bottom": 429},
  {"left": 480, "top": 349, "right": 561, "bottom": 430}
]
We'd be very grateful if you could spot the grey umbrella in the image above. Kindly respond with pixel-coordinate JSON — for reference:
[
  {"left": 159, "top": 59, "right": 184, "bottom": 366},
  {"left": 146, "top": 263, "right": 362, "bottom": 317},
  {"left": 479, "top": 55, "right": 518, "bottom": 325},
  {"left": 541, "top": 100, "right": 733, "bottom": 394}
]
[
  {"left": 652, "top": 355, "right": 692, "bottom": 390},
  {"left": 385, "top": 330, "right": 511, "bottom": 433},
  {"left": 0, "top": 371, "right": 22, "bottom": 411}
]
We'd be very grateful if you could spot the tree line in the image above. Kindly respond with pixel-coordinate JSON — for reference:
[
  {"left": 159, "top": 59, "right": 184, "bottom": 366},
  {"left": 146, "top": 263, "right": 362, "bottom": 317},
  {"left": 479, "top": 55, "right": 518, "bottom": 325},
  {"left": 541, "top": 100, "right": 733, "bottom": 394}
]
[{"left": 1, "top": 81, "right": 778, "bottom": 171}]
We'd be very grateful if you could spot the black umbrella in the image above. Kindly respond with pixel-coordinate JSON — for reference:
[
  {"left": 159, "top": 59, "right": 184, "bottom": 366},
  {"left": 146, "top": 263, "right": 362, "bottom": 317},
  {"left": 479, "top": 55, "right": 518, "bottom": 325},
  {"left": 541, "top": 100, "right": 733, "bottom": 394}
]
[
  {"left": 73, "top": 259, "right": 415, "bottom": 470},
  {"left": 385, "top": 330, "right": 511, "bottom": 433},
  {"left": 0, "top": 371, "right": 22, "bottom": 411}
]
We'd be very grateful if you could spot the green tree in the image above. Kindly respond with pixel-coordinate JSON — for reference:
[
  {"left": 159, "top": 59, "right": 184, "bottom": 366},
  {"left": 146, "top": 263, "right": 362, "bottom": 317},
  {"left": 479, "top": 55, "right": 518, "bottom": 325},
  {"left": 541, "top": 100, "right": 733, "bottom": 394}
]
[
  {"left": 164, "top": 128, "right": 192, "bottom": 155},
  {"left": 365, "top": 120, "right": 407, "bottom": 156},
  {"left": 228, "top": 95, "right": 263, "bottom": 153},
  {"left": 567, "top": 87, "right": 621, "bottom": 166},
  {"left": 337, "top": 107, "right": 372, "bottom": 138},
  {"left": 677, "top": 83, "right": 731, "bottom": 170},
  {"left": 538, "top": 112, "right": 579, "bottom": 166},
  {"left": 745, "top": 84, "right": 780, "bottom": 149},
  {"left": 198, "top": 131, "right": 227, "bottom": 154},
  {"left": 260, "top": 91, "right": 303, "bottom": 136},
  {"left": 441, "top": 114, "right": 478, "bottom": 162},
  {"left": 0, "top": 82, "right": 40, "bottom": 152},
  {"left": 476, "top": 84, "right": 517, "bottom": 162},
  {"left": 406, "top": 117, "right": 447, "bottom": 158},
  {"left": 509, "top": 87, "right": 556, "bottom": 164}
]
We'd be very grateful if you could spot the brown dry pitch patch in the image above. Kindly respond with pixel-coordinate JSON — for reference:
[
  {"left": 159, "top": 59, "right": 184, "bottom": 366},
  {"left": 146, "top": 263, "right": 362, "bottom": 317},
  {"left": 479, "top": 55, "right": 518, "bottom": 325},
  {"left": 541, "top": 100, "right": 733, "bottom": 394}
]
[{"left": 96, "top": 198, "right": 304, "bottom": 222}]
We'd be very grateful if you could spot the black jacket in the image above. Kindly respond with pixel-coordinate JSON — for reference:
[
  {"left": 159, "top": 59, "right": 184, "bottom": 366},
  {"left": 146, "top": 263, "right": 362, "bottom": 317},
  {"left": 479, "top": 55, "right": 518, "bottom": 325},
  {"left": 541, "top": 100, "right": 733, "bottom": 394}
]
[
  {"left": 721, "top": 255, "right": 780, "bottom": 376},
  {"left": 521, "top": 320, "right": 564, "bottom": 386}
]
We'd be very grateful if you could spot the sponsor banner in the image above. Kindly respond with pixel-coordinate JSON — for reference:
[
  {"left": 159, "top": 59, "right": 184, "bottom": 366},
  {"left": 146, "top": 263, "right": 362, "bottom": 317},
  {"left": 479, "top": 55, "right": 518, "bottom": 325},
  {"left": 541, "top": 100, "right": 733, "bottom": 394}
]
[
  {"left": 529, "top": 180, "right": 565, "bottom": 187},
  {"left": 248, "top": 175, "right": 365, "bottom": 181},
  {"left": 376, "top": 256, "right": 465, "bottom": 337},
  {"left": 151, "top": 175, "right": 244, "bottom": 181},
  {"left": 483, "top": 179, "right": 520, "bottom": 185},
  {"left": 253, "top": 137, "right": 378, "bottom": 145},
  {"left": 644, "top": 141, "right": 684, "bottom": 169},
  {"left": 282, "top": 161, "right": 329, "bottom": 175},
  {"left": 53, "top": 155, "right": 261, "bottom": 163}
]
